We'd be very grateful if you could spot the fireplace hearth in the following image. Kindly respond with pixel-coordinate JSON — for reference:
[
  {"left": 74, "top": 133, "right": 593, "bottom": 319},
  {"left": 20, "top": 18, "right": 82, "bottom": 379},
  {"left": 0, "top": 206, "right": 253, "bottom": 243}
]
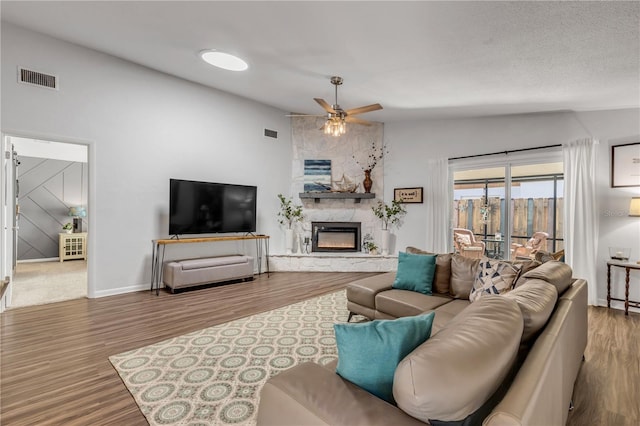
[{"left": 312, "top": 221, "right": 361, "bottom": 253}]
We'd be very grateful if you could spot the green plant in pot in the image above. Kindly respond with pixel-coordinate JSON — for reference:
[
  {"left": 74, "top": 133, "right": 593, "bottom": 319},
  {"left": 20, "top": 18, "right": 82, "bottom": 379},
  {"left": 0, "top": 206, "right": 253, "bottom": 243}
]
[
  {"left": 362, "top": 233, "right": 378, "bottom": 255},
  {"left": 372, "top": 199, "right": 406, "bottom": 255},
  {"left": 277, "top": 194, "right": 303, "bottom": 254},
  {"left": 62, "top": 222, "right": 73, "bottom": 233}
]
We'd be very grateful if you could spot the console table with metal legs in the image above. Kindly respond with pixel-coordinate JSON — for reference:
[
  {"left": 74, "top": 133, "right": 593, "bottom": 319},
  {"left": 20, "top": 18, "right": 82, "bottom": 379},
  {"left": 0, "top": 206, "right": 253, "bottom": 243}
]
[
  {"left": 150, "top": 234, "right": 270, "bottom": 295},
  {"left": 606, "top": 260, "right": 640, "bottom": 316}
]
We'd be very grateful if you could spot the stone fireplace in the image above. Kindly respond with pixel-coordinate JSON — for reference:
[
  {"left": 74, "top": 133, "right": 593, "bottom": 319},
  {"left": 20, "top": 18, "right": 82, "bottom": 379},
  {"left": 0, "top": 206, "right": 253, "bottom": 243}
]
[{"left": 312, "top": 221, "right": 361, "bottom": 253}]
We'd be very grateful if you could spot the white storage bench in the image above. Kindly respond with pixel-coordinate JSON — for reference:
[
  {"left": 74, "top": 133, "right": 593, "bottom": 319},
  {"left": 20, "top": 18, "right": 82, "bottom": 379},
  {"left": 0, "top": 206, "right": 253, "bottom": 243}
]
[{"left": 163, "top": 254, "right": 254, "bottom": 292}]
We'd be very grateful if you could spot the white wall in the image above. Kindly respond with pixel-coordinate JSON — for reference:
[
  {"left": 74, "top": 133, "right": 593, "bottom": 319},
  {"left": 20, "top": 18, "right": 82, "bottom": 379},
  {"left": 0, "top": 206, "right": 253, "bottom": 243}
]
[
  {"left": 385, "top": 109, "right": 640, "bottom": 311},
  {"left": 1, "top": 23, "right": 292, "bottom": 297}
]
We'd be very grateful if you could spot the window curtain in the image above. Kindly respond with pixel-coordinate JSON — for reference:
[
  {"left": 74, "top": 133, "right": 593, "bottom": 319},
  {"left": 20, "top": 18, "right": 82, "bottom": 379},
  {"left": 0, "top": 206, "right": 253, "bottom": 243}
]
[
  {"left": 425, "top": 158, "right": 451, "bottom": 253},
  {"left": 563, "top": 138, "right": 599, "bottom": 305}
]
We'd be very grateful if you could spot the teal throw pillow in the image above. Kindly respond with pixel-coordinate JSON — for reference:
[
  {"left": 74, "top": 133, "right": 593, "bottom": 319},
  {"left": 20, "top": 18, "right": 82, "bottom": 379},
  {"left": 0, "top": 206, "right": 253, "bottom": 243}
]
[
  {"left": 334, "top": 312, "right": 435, "bottom": 403},
  {"left": 392, "top": 251, "right": 436, "bottom": 294}
]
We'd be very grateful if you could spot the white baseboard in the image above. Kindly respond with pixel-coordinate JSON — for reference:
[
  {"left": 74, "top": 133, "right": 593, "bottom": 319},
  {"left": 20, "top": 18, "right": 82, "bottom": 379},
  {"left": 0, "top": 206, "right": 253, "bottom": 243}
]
[
  {"left": 93, "top": 282, "right": 158, "bottom": 298},
  {"left": 17, "top": 257, "right": 59, "bottom": 263}
]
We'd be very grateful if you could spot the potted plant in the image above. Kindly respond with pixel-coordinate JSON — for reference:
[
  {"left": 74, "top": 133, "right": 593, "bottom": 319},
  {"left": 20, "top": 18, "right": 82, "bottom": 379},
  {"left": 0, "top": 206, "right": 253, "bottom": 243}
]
[
  {"left": 362, "top": 234, "right": 378, "bottom": 255},
  {"left": 62, "top": 222, "right": 73, "bottom": 233},
  {"left": 277, "top": 194, "right": 303, "bottom": 254},
  {"left": 352, "top": 141, "right": 387, "bottom": 193},
  {"left": 372, "top": 199, "right": 407, "bottom": 255}
]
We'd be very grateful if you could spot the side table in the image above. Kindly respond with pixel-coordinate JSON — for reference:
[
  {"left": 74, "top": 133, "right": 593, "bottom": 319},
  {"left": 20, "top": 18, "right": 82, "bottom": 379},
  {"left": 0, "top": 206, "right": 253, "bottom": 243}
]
[
  {"left": 606, "top": 260, "right": 640, "bottom": 316},
  {"left": 59, "top": 232, "right": 88, "bottom": 262}
]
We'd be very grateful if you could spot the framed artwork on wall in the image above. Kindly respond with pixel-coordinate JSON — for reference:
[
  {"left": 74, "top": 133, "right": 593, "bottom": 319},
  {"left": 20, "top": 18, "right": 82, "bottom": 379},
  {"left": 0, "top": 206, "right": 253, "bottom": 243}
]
[
  {"left": 611, "top": 142, "right": 640, "bottom": 188},
  {"left": 304, "top": 159, "right": 332, "bottom": 192},
  {"left": 394, "top": 187, "right": 423, "bottom": 203}
]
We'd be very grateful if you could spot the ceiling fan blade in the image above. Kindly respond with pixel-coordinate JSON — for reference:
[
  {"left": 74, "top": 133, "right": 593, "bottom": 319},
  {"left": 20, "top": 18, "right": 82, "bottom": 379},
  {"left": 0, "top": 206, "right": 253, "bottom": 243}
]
[
  {"left": 286, "top": 113, "right": 325, "bottom": 117},
  {"left": 345, "top": 103, "right": 383, "bottom": 116},
  {"left": 314, "top": 98, "right": 336, "bottom": 114},
  {"left": 345, "top": 116, "right": 373, "bottom": 126}
]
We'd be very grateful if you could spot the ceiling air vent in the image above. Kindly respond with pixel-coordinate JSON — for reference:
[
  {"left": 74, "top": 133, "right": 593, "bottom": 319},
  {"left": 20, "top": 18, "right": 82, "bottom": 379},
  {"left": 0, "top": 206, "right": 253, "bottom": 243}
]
[{"left": 18, "top": 67, "right": 58, "bottom": 90}]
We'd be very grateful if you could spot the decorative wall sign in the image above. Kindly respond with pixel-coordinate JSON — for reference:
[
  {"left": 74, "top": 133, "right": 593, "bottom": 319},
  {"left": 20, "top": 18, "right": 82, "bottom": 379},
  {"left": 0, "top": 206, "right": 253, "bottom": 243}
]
[
  {"left": 611, "top": 142, "right": 640, "bottom": 188},
  {"left": 304, "top": 159, "right": 332, "bottom": 192},
  {"left": 394, "top": 187, "right": 423, "bottom": 203}
]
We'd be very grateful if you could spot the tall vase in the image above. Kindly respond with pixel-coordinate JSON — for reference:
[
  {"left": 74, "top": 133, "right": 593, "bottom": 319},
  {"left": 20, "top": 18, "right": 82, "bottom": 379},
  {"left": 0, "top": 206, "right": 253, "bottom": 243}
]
[
  {"left": 363, "top": 169, "right": 373, "bottom": 193},
  {"left": 381, "top": 229, "right": 390, "bottom": 256},
  {"left": 285, "top": 229, "right": 294, "bottom": 255}
]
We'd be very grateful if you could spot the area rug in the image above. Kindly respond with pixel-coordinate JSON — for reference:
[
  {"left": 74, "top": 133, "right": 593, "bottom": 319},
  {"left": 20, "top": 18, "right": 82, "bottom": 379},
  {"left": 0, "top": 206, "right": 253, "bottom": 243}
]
[{"left": 110, "top": 290, "right": 357, "bottom": 425}]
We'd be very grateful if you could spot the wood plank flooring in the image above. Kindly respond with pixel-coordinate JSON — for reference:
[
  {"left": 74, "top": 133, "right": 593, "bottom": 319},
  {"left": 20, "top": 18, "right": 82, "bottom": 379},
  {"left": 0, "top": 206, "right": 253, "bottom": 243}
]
[{"left": 1, "top": 272, "right": 638, "bottom": 425}]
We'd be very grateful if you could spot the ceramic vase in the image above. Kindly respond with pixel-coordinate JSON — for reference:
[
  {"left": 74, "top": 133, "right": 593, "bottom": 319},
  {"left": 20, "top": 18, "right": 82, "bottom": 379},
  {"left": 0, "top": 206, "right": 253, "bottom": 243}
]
[
  {"left": 363, "top": 170, "right": 373, "bottom": 193},
  {"left": 381, "top": 229, "right": 390, "bottom": 255},
  {"left": 285, "top": 229, "right": 294, "bottom": 255}
]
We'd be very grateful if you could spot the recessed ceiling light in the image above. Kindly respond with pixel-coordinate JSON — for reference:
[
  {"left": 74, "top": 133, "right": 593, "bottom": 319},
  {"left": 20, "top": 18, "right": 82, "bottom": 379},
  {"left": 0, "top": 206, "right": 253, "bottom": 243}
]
[{"left": 200, "top": 50, "right": 248, "bottom": 71}]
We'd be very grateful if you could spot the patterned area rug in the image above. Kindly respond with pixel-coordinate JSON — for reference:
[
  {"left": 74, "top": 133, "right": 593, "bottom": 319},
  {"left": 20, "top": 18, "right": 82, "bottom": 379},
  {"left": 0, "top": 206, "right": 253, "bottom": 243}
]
[{"left": 110, "top": 290, "right": 355, "bottom": 425}]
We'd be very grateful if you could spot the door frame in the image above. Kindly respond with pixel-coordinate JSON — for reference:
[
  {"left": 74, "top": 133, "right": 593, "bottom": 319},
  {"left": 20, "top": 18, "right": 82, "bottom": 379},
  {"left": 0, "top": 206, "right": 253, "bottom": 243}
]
[{"left": 0, "top": 131, "right": 95, "bottom": 306}]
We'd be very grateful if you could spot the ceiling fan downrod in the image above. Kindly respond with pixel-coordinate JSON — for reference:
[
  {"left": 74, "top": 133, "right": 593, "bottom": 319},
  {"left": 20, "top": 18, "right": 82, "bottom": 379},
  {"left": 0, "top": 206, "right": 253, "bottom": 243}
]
[{"left": 330, "top": 76, "right": 343, "bottom": 110}]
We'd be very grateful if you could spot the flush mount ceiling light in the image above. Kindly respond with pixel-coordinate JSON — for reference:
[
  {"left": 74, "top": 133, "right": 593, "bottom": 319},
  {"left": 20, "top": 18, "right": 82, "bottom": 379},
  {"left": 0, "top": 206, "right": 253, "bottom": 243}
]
[{"left": 200, "top": 50, "right": 248, "bottom": 71}]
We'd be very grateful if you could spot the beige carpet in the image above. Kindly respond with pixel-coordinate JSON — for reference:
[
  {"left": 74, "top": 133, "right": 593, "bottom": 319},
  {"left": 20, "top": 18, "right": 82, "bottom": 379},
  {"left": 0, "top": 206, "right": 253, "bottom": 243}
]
[{"left": 10, "top": 260, "right": 87, "bottom": 308}]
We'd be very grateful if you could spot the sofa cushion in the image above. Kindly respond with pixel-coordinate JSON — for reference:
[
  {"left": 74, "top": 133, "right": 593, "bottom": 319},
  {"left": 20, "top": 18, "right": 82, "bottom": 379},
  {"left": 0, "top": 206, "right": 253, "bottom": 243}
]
[
  {"left": 178, "top": 255, "right": 249, "bottom": 270},
  {"left": 375, "top": 290, "right": 452, "bottom": 318},
  {"left": 393, "top": 296, "right": 523, "bottom": 423},
  {"left": 393, "top": 252, "right": 436, "bottom": 295},
  {"left": 334, "top": 312, "right": 435, "bottom": 404},
  {"left": 469, "top": 257, "right": 521, "bottom": 302},
  {"left": 517, "top": 260, "right": 573, "bottom": 294},
  {"left": 257, "top": 362, "right": 426, "bottom": 426},
  {"left": 405, "top": 247, "right": 452, "bottom": 294},
  {"left": 347, "top": 272, "right": 395, "bottom": 310},
  {"left": 511, "top": 258, "right": 542, "bottom": 286},
  {"left": 431, "top": 299, "right": 470, "bottom": 335},
  {"left": 450, "top": 254, "right": 480, "bottom": 299},
  {"left": 503, "top": 279, "right": 558, "bottom": 341}
]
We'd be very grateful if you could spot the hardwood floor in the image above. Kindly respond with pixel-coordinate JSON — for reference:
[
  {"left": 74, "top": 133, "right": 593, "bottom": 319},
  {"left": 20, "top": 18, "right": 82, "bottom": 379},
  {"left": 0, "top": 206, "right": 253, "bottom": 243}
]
[
  {"left": 1, "top": 272, "right": 378, "bottom": 425},
  {"left": 566, "top": 306, "right": 640, "bottom": 426},
  {"left": 1, "top": 272, "right": 638, "bottom": 425}
]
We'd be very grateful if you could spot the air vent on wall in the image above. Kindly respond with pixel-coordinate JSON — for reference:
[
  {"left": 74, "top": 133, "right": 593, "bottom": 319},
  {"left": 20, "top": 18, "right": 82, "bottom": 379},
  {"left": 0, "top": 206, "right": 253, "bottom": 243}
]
[
  {"left": 264, "top": 129, "right": 278, "bottom": 139},
  {"left": 18, "top": 67, "right": 58, "bottom": 90}
]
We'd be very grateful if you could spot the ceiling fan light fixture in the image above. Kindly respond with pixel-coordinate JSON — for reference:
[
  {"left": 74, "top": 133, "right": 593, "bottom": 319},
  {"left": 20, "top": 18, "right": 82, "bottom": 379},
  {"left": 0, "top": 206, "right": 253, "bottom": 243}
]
[
  {"left": 324, "top": 117, "right": 346, "bottom": 137},
  {"left": 200, "top": 50, "right": 248, "bottom": 71}
]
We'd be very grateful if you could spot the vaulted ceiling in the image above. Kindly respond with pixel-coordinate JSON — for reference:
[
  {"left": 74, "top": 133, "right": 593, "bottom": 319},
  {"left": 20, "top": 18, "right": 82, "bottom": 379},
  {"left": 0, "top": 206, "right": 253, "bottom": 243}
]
[{"left": 2, "top": 1, "right": 639, "bottom": 122}]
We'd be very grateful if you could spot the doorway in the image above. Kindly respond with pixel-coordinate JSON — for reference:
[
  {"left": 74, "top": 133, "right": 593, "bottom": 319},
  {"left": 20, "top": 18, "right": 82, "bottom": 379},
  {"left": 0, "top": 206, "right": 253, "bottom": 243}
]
[{"left": 2, "top": 135, "right": 89, "bottom": 309}]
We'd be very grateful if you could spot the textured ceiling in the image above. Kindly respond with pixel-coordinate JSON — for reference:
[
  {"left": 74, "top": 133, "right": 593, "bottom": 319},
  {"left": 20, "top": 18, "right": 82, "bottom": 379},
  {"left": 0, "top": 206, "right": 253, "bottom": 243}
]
[{"left": 2, "top": 1, "right": 639, "bottom": 122}]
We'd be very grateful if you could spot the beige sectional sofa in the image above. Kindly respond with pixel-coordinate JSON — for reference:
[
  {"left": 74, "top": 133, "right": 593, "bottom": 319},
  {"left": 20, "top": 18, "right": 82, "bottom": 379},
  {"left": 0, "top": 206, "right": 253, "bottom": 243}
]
[{"left": 258, "top": 250, "right": 587, "bottom": 426}]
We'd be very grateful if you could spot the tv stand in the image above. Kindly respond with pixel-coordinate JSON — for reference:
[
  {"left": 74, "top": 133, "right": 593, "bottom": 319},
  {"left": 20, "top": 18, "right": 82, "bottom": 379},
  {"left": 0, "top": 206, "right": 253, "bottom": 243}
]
[{"left": 150, "top": 234, "right": 270, "bottom": 295}]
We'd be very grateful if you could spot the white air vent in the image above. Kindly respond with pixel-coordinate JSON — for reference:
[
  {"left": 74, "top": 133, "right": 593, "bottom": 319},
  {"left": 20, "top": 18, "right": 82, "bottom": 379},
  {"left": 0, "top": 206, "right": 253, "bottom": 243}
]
[{"left": 18, "top": 67, "right": 58, "bottom": 90}]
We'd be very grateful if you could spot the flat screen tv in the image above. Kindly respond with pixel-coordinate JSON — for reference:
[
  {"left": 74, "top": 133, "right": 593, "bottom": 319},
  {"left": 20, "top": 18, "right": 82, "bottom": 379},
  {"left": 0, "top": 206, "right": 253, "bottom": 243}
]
[{"left": 169, "top": 179, "right": 257, "bottom": 235}]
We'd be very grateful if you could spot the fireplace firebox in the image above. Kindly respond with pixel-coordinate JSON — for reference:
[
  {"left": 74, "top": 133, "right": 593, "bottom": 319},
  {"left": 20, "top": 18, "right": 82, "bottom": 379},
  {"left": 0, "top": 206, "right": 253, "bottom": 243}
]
[{"left": 312, "top": 222, "right": 361, "bottom": 252}]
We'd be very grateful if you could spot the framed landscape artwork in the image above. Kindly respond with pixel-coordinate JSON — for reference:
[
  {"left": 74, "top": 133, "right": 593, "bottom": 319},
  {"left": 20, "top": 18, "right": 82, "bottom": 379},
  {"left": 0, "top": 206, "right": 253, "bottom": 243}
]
[
  {"left": 304, "top": 159, "right": 332, "bottom": 192},
  {"left": 394, "top": 187, "right": 424, "bottom": 203},
  {"left": 611, "top": 142, "right": 640, "bottom": 188}
]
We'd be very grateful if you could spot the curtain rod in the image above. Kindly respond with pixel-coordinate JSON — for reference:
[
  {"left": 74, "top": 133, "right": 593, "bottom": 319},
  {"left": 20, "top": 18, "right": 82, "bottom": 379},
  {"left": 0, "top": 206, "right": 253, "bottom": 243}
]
[{"left": 448, "top": 144, "right": 562, "bottom": 161}]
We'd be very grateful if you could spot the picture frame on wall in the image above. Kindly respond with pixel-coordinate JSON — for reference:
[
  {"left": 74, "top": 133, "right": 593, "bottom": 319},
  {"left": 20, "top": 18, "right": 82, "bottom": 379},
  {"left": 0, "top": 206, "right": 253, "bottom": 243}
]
[
  {"left": 611, "top": 142, "right": 640, "bottom": 188},
  {"left": 303, "top": 159, "right": 332, "bottom": 192},
  {"left": 394, "top": 187, "right": 423, "bottom": 203}
]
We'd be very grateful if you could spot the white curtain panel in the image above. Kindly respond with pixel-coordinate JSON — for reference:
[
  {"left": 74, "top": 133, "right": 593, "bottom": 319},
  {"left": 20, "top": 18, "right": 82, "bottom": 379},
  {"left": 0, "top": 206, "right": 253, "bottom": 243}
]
[
  {"left": 425, "top": 158, "right": 452, "bottom": 253},
  {"left": 563, "top": 138, "right": 599, "bottom": 305}
]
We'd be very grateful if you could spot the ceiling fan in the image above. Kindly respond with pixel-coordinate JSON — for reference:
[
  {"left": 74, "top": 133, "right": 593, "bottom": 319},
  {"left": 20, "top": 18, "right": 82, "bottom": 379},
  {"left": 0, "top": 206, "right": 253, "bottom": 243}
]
[{"left": 291, "top": 76, "right": 383, "bottom": 136}]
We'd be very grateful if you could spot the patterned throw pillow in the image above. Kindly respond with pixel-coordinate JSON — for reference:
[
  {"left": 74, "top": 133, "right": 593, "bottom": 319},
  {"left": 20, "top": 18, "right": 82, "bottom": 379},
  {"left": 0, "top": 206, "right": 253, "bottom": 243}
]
[{"left": 470, "top": 257, "right": 521, "bottom": 302}]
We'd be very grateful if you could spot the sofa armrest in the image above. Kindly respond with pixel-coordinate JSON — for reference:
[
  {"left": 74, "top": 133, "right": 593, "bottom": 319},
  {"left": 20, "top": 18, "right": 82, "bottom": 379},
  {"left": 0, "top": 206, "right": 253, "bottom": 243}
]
[{"left": 257, "top": 362, "right": 424, "bottom": 426}]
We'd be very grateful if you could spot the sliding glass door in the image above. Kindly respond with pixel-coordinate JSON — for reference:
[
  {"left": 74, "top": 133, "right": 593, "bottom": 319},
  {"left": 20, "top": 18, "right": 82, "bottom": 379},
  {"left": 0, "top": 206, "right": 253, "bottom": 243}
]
[{"left": 453, "top": 161, "right": 563, "bottom": 260}]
